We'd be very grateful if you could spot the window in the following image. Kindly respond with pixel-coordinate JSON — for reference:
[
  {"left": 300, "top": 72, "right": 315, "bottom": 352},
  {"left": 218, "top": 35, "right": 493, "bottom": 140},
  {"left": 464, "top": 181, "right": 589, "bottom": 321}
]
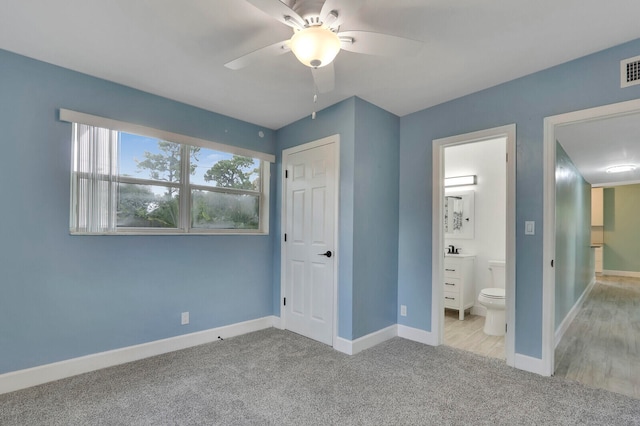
[{"left": 62, "top": 109, "right": 272, "bottom": 235}]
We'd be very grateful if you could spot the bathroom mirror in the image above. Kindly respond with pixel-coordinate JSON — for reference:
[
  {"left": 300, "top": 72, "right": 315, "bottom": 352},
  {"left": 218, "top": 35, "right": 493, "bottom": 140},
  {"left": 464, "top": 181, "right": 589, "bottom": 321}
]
[{"left": 444, "top": 190, "right": 474, "bottom": 239}]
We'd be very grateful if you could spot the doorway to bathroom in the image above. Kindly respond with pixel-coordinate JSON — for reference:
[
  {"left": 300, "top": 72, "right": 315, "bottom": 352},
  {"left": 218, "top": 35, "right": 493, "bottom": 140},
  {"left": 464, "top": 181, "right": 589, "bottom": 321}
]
[{"left": 432, "top": 125, "right": 516, "bottom": 366}]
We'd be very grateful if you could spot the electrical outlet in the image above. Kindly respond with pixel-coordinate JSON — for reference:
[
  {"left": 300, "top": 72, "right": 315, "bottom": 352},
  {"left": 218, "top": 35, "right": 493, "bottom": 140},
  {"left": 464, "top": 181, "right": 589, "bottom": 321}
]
[
  {"left": 181, "top": 311, "right": 189, "bottom": 325},
  {"left": 400, "top": 305, "right": 407, "bottom": 317}
]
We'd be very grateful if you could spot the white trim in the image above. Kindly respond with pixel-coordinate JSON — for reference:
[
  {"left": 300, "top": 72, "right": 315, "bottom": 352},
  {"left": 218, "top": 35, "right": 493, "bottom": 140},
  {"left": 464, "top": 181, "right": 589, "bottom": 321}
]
[
  {"left": 333, "top": 325, "right": 397, "bottom": 355},
  {"left": 542, "top": 116, "right": 557, "bottom": 376},
  {"left": 542, "top": 98, "right": 640, "bottom": 377},
  {"left": 333, "top": 337, "right": 354, "bottom": 355},
  {"left": 432, "top": 124, "right": 517, "bottom": 367},
  {"left": 602, "top": 269, "right": 640, "bottom": 278},
  {"left": 260, "top": 161, "right": 271, "bottom": 233},
  {"left": 505, "top": 126, "right": 517, "bottom": 368},
  {"left": 272, "top": 316, "right": 283, "bottom": 329},
  {"left": 0, "top": 316, "right": 276, "bottom": 395},
  {"left": 59, "top": 109, "right": 275, "bottom": 163},
  {"left": 280, "top": 135, "right": 340, "bottom": 347},
  {"left": 555, "top": 278, "right": 596, "bottom": 348},
  {"left": 397, "top": 324, "right": 437, "bottom": 346},
  {"left": 432, "top": 134, "right": 445, "bottom": 347},
  {"left": 514, "top": 353, "right": 549, "bottom": 376},
  {"left": 70, "top": 230, "right": 270, "bottom": 237}
]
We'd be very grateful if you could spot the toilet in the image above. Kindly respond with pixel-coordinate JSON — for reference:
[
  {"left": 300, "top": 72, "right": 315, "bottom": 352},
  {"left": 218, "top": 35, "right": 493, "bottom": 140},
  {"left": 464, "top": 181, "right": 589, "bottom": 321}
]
[{"left": 478, "top": 260, "right": 506, "bottom": 336}]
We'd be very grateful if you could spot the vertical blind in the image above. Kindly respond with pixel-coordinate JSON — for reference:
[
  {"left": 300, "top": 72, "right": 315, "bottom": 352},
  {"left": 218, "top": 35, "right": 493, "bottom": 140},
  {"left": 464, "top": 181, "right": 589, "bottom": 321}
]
[{"left": 71, "top": 123, "right": 119, "bottom": 233}]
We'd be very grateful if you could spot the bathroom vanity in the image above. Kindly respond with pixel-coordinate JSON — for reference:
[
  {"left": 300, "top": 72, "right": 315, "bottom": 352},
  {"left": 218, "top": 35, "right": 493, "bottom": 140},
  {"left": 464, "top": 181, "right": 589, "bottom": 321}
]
[{"left": 443, "top": 255, "right": 476, "bottom": 320}]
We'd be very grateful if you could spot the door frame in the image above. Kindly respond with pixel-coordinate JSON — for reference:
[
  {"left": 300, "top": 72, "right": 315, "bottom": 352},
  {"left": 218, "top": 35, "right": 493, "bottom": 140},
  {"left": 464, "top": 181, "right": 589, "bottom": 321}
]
[
  {"left": 280, "top": 134, "right": 340, "bottom": 346},
  {"left": 541, "top": 98, "right": 640, "bottom": 376},
  {"left": 432, "top": 124, "right": 516, "bottom": 367}
]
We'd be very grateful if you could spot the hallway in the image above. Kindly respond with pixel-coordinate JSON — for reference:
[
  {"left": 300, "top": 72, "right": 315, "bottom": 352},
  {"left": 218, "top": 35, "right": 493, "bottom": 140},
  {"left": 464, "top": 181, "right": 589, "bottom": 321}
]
[{"left": 555, "top": 275, "right": 640, "bottom": 398}]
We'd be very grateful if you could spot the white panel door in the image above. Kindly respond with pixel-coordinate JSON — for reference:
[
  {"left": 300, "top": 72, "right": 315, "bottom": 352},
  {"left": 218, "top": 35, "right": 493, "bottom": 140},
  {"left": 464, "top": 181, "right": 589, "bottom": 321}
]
[{"left": 283, "top": 138, "right": 336, "bottom": 345}]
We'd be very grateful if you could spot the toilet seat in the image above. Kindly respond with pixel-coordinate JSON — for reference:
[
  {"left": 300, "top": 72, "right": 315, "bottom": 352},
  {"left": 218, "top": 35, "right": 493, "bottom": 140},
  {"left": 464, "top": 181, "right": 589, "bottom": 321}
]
[{"left": 480, "top": 288, "right": 505, "bottom": 299}]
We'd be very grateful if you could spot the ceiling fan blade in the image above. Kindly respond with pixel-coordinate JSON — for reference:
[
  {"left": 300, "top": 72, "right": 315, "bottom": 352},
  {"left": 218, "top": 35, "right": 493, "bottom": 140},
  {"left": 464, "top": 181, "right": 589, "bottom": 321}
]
[
  {"left": 225, "top": 40, "right": 291, "bottom": 70},
  {"left": 245, "top": 0, "right": 305, "bottom": 29},
  {"left": 320, "top": 0, "right": 365, "bottom": 28},
  {"left": 338, "top": 31, "right": 422, "bottom": 57},
  {"left": 311, "top": 63, "right": 335, "bottom": 94}
]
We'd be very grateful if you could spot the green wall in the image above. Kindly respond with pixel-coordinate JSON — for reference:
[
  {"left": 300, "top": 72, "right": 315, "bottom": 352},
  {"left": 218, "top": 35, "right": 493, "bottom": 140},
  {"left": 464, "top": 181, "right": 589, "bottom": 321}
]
[
  {"left": 555, "top": 143, "right": 592, "bottom": 329},
  {"left": 603, "top": 184, "right": 640, "bottom": 273}
]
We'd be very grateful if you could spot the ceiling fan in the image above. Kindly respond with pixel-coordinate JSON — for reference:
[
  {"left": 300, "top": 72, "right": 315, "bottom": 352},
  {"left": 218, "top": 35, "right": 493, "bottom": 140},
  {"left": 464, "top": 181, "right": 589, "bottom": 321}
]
[{"left": 225, "top": 0, "right": 422, "bottom": 93}]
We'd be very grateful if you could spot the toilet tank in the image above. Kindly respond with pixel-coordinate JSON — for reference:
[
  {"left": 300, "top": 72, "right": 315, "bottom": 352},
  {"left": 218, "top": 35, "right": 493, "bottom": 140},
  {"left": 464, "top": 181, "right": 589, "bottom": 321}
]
[{"left": 488, "top": 260, "right": 506, "bottom": 289}]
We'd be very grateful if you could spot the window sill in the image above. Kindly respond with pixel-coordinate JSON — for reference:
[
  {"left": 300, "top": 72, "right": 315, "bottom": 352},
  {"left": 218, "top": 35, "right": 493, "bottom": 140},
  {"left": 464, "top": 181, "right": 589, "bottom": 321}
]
[{"left": 70, "top": 230, "right": 269, "bottom": 236}]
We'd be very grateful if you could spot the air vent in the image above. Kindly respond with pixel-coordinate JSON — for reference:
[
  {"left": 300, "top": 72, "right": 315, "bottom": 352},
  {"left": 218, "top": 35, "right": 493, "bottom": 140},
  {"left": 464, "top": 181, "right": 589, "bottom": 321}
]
[{"left": 621, "top": 55, "right": 640, "bottom": 88}]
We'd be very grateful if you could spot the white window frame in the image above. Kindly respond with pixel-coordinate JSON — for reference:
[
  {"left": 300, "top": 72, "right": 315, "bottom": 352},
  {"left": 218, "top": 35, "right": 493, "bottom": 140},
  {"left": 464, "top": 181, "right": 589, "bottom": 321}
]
[{"left": 61, "top": 109, "right": 274, "bottom": 235}]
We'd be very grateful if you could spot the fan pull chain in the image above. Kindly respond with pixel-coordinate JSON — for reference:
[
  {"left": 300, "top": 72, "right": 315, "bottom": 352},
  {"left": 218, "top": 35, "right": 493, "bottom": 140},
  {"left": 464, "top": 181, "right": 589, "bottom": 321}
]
[{"left": 311, "top": 92, "right": 318, "bottom": 120}]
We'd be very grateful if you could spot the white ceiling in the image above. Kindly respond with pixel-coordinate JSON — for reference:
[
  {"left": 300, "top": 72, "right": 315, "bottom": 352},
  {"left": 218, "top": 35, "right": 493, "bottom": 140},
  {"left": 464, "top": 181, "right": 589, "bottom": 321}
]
[
  {"left": 1, "top": 0, "right": 640, "bottom": 130},
  {"left": 556, "top": 112, "right": 640, "bottom": 187}
]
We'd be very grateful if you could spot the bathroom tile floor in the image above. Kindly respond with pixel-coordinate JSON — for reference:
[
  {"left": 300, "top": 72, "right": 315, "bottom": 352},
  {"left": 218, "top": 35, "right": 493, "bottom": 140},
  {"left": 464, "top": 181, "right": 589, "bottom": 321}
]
[
  {"left": 554, "top": 275, "right": 640, "bottom": 399},
  {"left": 444, "top": 309, "right": 505, "bottom": 360}
]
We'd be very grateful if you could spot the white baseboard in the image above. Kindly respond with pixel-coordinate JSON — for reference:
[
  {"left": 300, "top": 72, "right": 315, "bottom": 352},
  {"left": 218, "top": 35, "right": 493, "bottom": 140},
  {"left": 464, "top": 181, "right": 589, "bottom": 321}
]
[
  {"left": 272, "top": 316, "right": 283, "bottom": 330},
  {"left": 602, "top": 269, "right": 640, "bottom": 278},
  {"left": 555, "top": 278, "right": 596, "bottom": 348},
  {"left": 333, "top": 325, "right": 397, "bottom": 356},
  {"left": 514, "top": 353, "right": 549, "bottom": 376},
  {"left": 397, "top": 324, "right": 437, "bottom": 346},
  {"left": 3, "top": 316, "right": 555, "bottom": 395},
  {"left": 0, "top": 316, "right": 277, "bottom": 395},
  {"left": 332, "top": 337, "right": 352, "bottom": 355},
  {"left": 334, "top": 324, "right": 439, "bottom": 355}
]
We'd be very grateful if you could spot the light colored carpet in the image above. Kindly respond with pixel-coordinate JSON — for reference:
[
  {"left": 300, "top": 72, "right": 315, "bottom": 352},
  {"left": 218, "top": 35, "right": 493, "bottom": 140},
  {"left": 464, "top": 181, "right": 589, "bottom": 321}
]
[{"left": 1, "top": 328, "right": 639, "bottom": 425}]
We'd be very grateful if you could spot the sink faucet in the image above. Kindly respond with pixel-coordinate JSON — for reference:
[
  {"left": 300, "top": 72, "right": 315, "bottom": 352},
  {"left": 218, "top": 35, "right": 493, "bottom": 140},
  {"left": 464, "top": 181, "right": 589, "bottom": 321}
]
[{"left": 448, "top": 245, "right": 455, "bottom": 254}]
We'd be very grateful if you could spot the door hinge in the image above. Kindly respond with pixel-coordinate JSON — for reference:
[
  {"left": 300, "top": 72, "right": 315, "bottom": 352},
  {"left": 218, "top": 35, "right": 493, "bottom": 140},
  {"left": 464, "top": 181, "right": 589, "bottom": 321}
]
[
  {"left": 506, "top": 152, "right": 508, "bottom": 162},
  {"left": 505, "top": 323, "right": 508, "bottom": 333},
  {"left": 284, "top": 233, "right": 287, "bottom": 242},
  {"left": 283, "top": 297, "right": 286, "bottom": 306},
  {"left": 285, "top": 170, "right": 288, "bottom": 178},
  {"left": 551, "top": 259, "right": 554, "bottom": 267}
]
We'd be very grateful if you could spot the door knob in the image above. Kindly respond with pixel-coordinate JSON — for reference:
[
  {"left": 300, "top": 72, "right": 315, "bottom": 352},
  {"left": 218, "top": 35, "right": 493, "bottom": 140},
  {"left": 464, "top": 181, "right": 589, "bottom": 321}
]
[{"left": 318, "top": 250, "right": 332, "bottom": 258}]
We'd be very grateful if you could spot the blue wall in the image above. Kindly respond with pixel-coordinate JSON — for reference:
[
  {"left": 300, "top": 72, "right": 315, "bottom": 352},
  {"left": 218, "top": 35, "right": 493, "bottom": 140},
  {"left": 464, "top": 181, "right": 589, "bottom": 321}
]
[
  {"left": 0, "top": 49, "right": 276, "bottom": 374},
  {"left": 276, "top": 97, "right": 399, "bottom": 340},
  {"left": 398, "top": 38, "right": 640, "bottom": 358},
  {"left": 554, "top": 143, "right": 592, "bottom": 328},
  {"left": 352, "top": 98, "right": 399, "bottom": 337},
  {"left": 4, "top": 35, "right": 640, "bottom": 373}
]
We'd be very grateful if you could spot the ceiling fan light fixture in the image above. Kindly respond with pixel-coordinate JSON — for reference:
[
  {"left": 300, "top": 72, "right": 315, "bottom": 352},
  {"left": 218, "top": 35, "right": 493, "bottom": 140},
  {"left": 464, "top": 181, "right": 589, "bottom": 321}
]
[
  {"left": 290, "top": 26, "right": 341, "bottom": 68},
  {"left": 605, "top": 164, "right": 637, "bottom": 174}
]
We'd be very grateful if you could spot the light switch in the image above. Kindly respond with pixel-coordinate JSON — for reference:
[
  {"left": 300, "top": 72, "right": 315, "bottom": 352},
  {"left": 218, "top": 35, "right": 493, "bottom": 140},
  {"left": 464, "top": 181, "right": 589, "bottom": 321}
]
[{"left": 525, "top": 221, "right": 535, "bottom": 235}]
